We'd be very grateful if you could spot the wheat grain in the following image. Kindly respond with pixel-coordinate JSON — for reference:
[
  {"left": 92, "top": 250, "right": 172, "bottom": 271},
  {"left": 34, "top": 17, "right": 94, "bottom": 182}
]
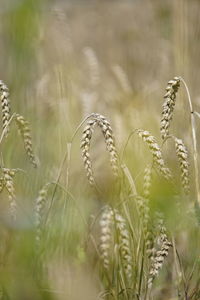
[
  {"left": 99, "top": 206, "right": 114, "bottom": 270},
  {"left": 136, "top": 129, "right": 171, "bottom": 180},
  {"left": 160, "top": 77, "right": 180, "bottom": 140},
  {"left": 15, "top": 114, "right": 37, "bottom": 168},
  {"left": 114, "top": 209, "right": 132, "bottom": 279},
  {"left": 0, "top": 80, "right": 11, "bottom": 136},
  {"left": 174, "top": 137, "right": 190, "bottom": 195}
]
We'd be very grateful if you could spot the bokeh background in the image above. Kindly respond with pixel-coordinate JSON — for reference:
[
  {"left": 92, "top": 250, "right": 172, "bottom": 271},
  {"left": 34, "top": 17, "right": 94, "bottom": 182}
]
[{"left": 0, "top": 0, "right": 200, "bottom": 299}]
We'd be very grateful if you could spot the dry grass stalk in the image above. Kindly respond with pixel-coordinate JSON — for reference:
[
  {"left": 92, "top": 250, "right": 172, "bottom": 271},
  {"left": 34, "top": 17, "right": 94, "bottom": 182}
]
[
  {"left": 114, "top": 209, "right": 132, "bottom": 279},
  {"left": 35, "top": 184, "right": 49, "bottom": 246},
  {"left": 3, "top": 168, "right": 17, "bottom": 221},
  {"left": 0, "top": 80, "right": 11, "bottom": 136},
  {"left": 134, "top": 195, "right": 152, "bottom": 254},
  {"left": 15, "top": 114, "right": 37, "bottom": 168},
  {"left": 174, "top": 137, "right": 190, "bottom": 195},
  {"left": 148, "top": 213, "right": 172, "bottom": 288},
  {"left": 99, "top": 206, "right": 114, "bottom": 270},
  {"left": 136, "top": 129, "right": 171, "bottom": 180},
  {"left": 160, "top": 77, "right": 180, "bottom": 140},
  {"left": 81, "top": 114, "right": 119, "bottom": 186}
]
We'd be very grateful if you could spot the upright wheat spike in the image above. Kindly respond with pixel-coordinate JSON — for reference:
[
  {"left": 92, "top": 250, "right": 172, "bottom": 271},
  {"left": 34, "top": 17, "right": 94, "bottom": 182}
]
[
  {"left": 114, "top": 209, "right": 132, "bottom": 279},
  {"left": 148, "top": 213, "right": 172, "bottom": 288},
  {"left": 0, "top": 80, "right": 11, "bottom": 136},
  {"left": 160, "top": 77, "right": 180, "bottom": 140},
  {"left": 112, "top": 65, "right": 132, "bottom": 93},
  {"left": 81, "top": 114, "right": 119, "bottom": 186},
  {"left": 174, "top": 137, "right": 190, "bottom": 195},
  {"left": 83, "top": 47, "right": 100, "bottom": 87},
  {"left": 3, "top": 168, "right": 17, "bottom": 221},
  {"left": 99, "top": 206, "right": 114, "bottom": 270},
  {"left": 35, "top": 184, "right": 49, "bottom": 246},
  {"left": 15, "top": 114, "right": 37, "bottom": 168},
  {"left": 143, "top": 165, "right": 152, "bottom": 198},
  {"left": 136, "top": 129, "right": 171, "bottom": 180}
]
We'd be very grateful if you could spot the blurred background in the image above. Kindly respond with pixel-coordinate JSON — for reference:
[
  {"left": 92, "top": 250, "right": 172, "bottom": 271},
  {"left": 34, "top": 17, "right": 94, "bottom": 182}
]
[{"left": 0, "top": 0, "right": 200, "bottom": 299}]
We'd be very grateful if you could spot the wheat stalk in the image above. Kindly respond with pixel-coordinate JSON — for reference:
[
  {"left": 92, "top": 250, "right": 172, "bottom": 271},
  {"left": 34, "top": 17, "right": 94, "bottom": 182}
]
[
  {"left": 136, "top": 129, "right": 171, "bottom": 180},
  {"left": 0, "top": 80, "right": 11, "bottom": 136},
  {"left": 15, "top": 114, "right": 37, "bottom": 168},
  {"left": 160, "top": 76, "right": 180, "bottom": 140}
]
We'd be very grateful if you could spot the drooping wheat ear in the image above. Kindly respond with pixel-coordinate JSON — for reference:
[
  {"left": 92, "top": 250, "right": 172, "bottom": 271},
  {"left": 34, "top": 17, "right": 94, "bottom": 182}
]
[
  {"left": 35, "top": 183, "right": 49, "bottom": 246},
  {"left": 99, "top": 206, "right": 114, "bottom": 270},
  {"left": 160, "top": 77, "right": 181, "bottom": 140},
  {"left": 0, "top": 80, "right": 11, "bottom": 136},
  {"left": 148, "top": 213, "right": 172, "bottom": 288},
  {"left": 113, "top": 209, "right": 132, "bottom": 279},
  {"left": 143, "top": 164, "right": 152, "bottom": 198},
  {"left": 15, "top": 114, "right": 37, "bottom": 168},
  {"left": 173, "top": 137, "right": 190, "bottom": 195},
  {"left": 95, "top": 114, "right": 119, "bottom": 177},
  {"left": 81, "top": 114, "right": 119, "bottom": 186},
  {"left": 81, "top": 118, "right": 97, "bottom": 186},
  {"left": 136, "top": 129, "right": 172, "bottom": 180},
  {"left": 3, "top": 168, "right": 17, "bottom": 221}
]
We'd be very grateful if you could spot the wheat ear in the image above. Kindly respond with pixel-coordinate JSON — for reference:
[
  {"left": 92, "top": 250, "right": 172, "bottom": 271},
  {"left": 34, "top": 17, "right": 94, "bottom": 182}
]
[
  {"left": 3, "top": 168, "right": 17, "bottom": 221},
  {"left": 148, "top": 213, "right": 172, "bottom": 288},
  {"left": 160, "top": 77, "right": 180, "bottom": 140},
  {"left": 143, "top": 164, "right": 152, "bottom": 198},
  {"left": 0, "top": 177, "right": 4, "bottom": 193},
  {"left": 173, "top": 137, "right": 190, "bottom": 195},
  {"left": 136, "top": 129, "right": 171, "bottom": 180},
  {"left": 0, "top": 80, "right": 11, "bottom": 136},
  {"left": 114, "top": 209, "right": 132, "bottom": 279},
  {"left": 35, "top": 183, "right": 49, "bottom": 246},
  {"left": 15, "top": 114, "right": 37, "bottom": 168},
  {"left": 99, "top": 206, "right": 114, "bottom": 270},
  {"left": 81, "top": 114, "right": 119, "bottom": 186}
]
